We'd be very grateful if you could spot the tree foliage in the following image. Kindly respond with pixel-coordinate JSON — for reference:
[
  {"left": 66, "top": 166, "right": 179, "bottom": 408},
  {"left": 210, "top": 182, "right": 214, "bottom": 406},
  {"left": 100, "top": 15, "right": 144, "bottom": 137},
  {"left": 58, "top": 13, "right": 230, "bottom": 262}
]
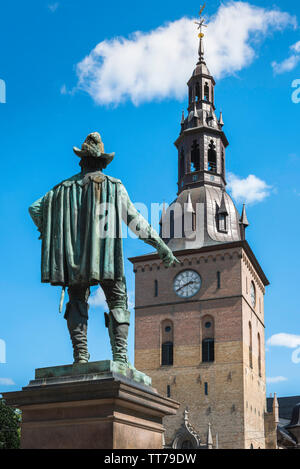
[{"left": 0, "top": 399, "right": 21, "bottom": 449}]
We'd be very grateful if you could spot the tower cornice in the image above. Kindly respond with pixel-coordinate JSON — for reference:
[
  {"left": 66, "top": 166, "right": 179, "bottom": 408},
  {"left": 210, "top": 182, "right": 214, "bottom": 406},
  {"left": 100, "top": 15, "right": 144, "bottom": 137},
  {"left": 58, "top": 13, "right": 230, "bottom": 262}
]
[
  {"left": 128, "top": 240, "right": 270, "bottom": 287},
  {"left": 174, "top": 126, "right": 229, "bottom": 149}
]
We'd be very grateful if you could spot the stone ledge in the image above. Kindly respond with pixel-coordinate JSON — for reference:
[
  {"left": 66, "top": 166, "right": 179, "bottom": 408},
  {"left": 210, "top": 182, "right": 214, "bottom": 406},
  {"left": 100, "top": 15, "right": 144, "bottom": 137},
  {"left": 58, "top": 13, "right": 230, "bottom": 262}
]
[{"left": 32, "top": 360, "right": 152, "bottom": 388}]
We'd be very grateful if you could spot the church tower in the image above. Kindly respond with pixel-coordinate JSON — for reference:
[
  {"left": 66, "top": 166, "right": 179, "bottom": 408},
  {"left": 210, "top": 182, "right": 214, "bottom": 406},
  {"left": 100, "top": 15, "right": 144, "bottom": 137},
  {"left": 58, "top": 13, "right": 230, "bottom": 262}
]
[{"left": 129, "top": 12, "right": 269, "bottom": 450}]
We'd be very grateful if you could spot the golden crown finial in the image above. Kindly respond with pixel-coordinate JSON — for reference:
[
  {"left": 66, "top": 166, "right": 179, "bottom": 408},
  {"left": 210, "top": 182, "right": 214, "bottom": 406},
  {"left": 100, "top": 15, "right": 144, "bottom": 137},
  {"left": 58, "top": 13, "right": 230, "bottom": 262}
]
[{"left": 195, "top": 3, "right": 207, "bottom": 38}]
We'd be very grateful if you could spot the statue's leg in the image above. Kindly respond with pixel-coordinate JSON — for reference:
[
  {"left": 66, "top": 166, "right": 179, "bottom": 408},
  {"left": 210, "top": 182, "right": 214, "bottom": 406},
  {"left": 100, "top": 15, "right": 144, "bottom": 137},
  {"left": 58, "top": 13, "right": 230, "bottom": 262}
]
[
  {"left": 65, "top": 285, "right": 90, "bottom": 364},
  {"left": 101, "top": 279, "right": 130, "bottom": 366}
]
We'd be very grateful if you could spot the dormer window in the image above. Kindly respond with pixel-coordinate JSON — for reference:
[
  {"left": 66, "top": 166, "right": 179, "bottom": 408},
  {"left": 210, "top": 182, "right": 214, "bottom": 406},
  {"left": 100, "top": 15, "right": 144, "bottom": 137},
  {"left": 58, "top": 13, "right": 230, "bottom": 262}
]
[
  {"left": 217, "top": 194, "right": 228, "bottom": 233},
  {"left": 218, "top": 213, "right": 227, "bottom": 232}
]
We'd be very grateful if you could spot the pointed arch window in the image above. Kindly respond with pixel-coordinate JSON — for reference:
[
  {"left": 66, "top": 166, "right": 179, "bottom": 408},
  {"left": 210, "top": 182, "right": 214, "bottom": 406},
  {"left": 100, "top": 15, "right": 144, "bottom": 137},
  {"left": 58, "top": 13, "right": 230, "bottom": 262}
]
[
  {"left": 161, "top": 320, "right": 174, "bottom": 366},
  {"left": 191, "top": 140, "right": 200, "bottom": 172},
  {"left": 208, "top": 140, "right": 217, "bottom": 173}
]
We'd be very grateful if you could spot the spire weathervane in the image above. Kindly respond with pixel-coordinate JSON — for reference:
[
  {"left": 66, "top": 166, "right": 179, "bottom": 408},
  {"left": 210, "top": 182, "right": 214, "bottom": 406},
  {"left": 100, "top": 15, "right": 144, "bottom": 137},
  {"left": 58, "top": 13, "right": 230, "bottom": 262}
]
[{"left": 195, "top": 3, "right": 207, "bottom": 38}]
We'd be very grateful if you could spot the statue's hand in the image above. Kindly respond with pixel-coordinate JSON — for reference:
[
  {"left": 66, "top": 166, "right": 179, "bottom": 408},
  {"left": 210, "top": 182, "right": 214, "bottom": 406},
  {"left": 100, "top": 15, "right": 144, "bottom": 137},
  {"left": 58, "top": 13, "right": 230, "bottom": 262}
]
[{"left": 158, "top": 245, "right": 181, "bottom": 268}]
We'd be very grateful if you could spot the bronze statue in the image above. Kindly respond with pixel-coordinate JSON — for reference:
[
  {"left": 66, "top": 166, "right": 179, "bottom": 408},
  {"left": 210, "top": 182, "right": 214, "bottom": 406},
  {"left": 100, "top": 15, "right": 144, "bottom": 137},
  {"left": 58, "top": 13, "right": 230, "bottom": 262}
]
[{"left": 29, "top": 132, "right": 179, "bottom": 365}]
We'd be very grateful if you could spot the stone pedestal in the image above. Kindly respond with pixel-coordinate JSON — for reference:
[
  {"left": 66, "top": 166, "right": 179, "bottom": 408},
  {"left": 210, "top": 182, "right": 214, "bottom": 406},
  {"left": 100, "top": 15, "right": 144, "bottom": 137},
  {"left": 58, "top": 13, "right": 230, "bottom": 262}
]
[{"left": 2, "top": 361, "right": 179, "bottom": 449}]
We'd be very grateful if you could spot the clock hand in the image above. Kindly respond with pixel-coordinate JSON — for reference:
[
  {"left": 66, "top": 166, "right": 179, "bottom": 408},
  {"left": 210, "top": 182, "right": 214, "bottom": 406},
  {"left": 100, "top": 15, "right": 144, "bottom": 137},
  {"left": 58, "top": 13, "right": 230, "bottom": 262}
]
[{"left": 176, "top": 281, "right": 194, "bottom": 292}]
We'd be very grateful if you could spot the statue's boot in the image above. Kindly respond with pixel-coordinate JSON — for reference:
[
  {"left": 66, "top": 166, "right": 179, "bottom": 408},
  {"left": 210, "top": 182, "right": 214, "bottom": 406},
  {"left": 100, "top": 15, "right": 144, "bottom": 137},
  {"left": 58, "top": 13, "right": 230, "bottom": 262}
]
[
  {"left": 65, "top": 286, "right": 90, "bottom": 364},
  {"left": 105, "top": 312, "right": 131, "bottom": 367}
]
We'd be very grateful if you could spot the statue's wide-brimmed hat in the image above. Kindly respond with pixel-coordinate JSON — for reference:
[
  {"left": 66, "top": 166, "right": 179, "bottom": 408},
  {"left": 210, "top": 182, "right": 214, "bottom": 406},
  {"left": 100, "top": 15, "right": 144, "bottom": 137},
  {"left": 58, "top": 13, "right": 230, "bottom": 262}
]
[{"left": 73, "top": 132, "right": 115, "bottom": 165}]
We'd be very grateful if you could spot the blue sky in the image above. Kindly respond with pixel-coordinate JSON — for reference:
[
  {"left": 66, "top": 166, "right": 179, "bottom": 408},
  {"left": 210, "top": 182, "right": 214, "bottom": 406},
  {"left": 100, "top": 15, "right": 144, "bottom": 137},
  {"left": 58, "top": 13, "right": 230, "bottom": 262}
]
[{"left": 0, "top": 0, "right": 300, "bottom": 399}]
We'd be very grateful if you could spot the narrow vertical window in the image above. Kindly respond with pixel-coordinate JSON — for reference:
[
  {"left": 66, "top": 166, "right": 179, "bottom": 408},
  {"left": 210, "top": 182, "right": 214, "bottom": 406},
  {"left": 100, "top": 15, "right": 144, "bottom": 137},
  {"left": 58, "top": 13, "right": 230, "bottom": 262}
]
[
  {"left": 204, "top": 82, "right": 209, "bottom": 101},
  {"left": 195, "top": 82, "right": 201, "bottom": 101},
  {"left": 249, "top": 322, "right": 253, "bottom": 369},
  {"left": 204, "top": 382, "right": 208, "bottom": 395},
  {"left": 180, "top": 149, "right": 185, "bottom": 179},
  {"left": 208, "top": 140, "right": 217, "bottom": 172},
  {"left": 154, "top": 280, "right": 158, "bottom": 297},
  {"left": 202, "top": 339, "right": 215, "bottom": 362},
  {"left": 170, "top": 209, "right": 174, "bottom": 239},
  {"left": 167, "top": 385, "right": 171, "bottom": 398},
  {"left": 192, "top": 212, "right": 196, "bottom": 231},
  {"left": 217, "top": 271, "right": 221, "bottom": 289},
  {"left": 191, "top": 140, "right": 200, "bottom": 172},
  {"left": 258, "top": 333, "right": 262, "bottom": 377},
  {"left": 161, "top": 320, "right": 174, "bottom": 366},
  {"left": 189, "top": 86, "right": 192, "bottom": 105},
  {"left": 202, "top": 315, "right": 215, "bottom": 363}
]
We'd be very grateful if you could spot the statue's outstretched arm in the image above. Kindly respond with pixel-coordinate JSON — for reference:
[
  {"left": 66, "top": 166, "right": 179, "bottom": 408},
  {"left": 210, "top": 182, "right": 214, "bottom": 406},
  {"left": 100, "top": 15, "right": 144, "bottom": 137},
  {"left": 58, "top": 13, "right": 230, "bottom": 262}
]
[{"left": 120, "top": 185, "right": 179, "bottom": 268}]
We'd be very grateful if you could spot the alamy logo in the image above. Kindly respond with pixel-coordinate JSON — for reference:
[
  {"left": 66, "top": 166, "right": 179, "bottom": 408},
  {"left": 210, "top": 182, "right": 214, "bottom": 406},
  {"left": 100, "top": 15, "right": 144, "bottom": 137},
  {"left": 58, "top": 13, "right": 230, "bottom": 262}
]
[
  {"left": 0, "top": 79, "right": 6, "bottom": 103},
  {"left": 292, "top": 79, "right": 300, "bottom": 104},
  {"left": 0, "top": 339, "right": 6, "bottom": 363}
]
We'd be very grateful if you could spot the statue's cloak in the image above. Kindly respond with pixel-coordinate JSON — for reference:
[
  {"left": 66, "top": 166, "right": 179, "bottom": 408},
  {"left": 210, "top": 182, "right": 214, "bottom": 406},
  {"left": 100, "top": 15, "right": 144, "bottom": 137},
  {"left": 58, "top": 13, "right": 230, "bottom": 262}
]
[{"left": 29, "top": 171, "right": 158, "bottom": 287}]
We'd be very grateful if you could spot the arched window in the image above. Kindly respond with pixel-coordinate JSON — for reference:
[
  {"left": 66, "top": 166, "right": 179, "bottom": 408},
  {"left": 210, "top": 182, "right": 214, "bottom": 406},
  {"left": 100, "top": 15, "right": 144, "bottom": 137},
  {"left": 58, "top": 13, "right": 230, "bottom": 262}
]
[
  {"left": 204, "top": 82, "right": 210, "bottom": 101},
  {"left": 191, "top": 140, "right": 200, "bottom": 172},
  {"left": 202, "top": 316, "right": 215, "bottom": 363},
  {"left": 258, "top": 333, "right": 262, "bottom": 377},
  {"left": 161, "top": 320, "right": 174, "bottom": 366},
  {"left": 249, "top": 322, "right": 253, "bottom": 369},
  {"left": 182, "top": 440, "right": 193, "bottom": 449},
  {"left": 208, "top": 140, "right": 217, "bottom": 173}
]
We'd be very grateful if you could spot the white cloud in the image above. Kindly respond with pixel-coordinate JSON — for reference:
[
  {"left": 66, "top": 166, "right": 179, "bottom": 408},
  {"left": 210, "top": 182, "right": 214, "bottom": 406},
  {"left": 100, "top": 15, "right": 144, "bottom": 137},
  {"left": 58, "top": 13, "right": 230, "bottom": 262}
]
[
  {"left": 89, "top": 287, "right": 107, "bottom": 308},
  {"left": 267, "top": 333, "right": 300, "bottom": 349},
  {"left": 48, "top": 3, "right": 59, "bottom": 13},
  {"left": 0, "top": 378, "right": 15, "bottom": 386},
  {"left": 291, "top": 41, "right": 300, "bottom": 53},
  {"left": 227, "top": 172, "right": 272, "bottom": 204},
  {"left": 272, "top": 40, "right": 300, "bottom": 74},
  {"left": 75, "top": 1, "right": 296, "bottom": 106},
  {"left": 266, "top": 376, "right": 288, "bottom": 384},
  {"left": 60, "top": 84, "right": 67, "bottom": 95},
  {"left": 89, "top": 287, "right": 135, "bottom": 310}
]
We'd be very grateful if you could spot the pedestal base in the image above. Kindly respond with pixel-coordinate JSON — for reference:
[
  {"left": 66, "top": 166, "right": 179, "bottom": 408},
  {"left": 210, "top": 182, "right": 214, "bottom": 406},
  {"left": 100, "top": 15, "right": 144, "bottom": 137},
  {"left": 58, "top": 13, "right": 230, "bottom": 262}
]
[{"left": 2, "top": 361, "right": 179, "bottom": 449}]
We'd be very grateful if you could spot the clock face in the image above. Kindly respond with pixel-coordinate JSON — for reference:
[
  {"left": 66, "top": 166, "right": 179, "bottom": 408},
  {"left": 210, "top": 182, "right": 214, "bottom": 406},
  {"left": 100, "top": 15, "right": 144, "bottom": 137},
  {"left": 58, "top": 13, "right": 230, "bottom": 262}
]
[
  {"left": 174, "top": 270, "right": 201, "bottom": 298},
  {"left": 250, "top": 282, "right": 256, "bottom": 308}
]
